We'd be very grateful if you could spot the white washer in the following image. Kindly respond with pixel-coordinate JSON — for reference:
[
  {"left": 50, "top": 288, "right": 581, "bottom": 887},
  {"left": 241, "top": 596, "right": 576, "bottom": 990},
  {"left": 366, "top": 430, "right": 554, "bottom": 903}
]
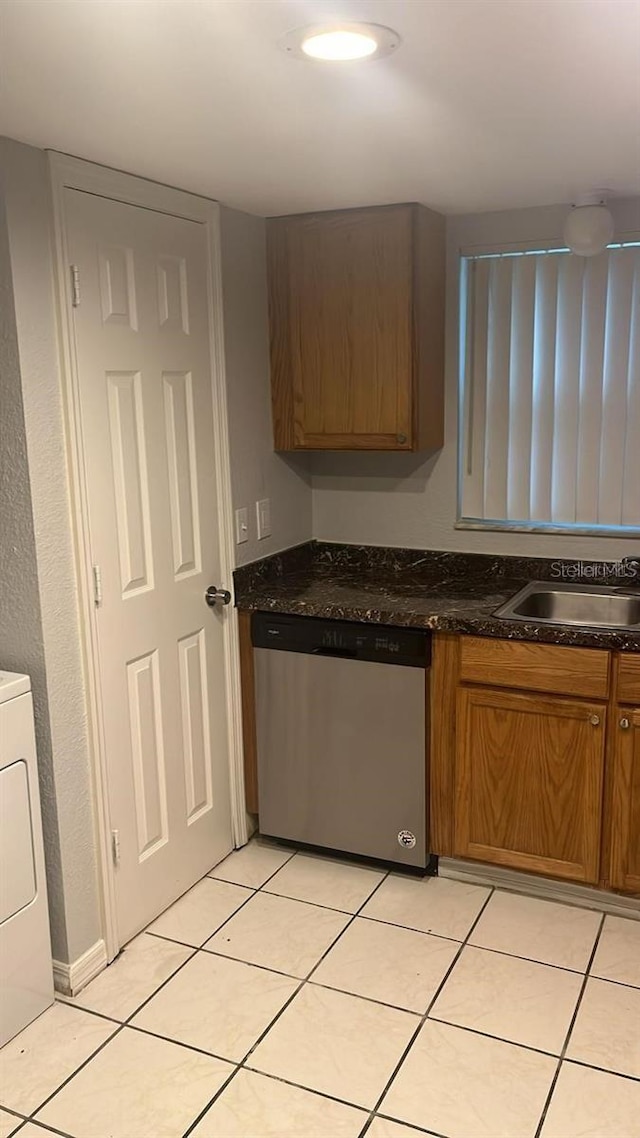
[{"left": 0, "top": 671, "right": 54, "bottom": 1045}]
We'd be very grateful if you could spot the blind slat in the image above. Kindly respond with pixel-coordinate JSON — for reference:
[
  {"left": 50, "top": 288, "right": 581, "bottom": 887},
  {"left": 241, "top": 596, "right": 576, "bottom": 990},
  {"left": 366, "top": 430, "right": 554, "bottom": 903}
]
[
  {"left": 598, "top": 249, "right": 634, "bottom": 525},
  {"left": 507, "top": 256, "right": 535, "bottom": 521},
  {"left": 462, "top": 259, "right": 489, "bottom": 519},
  {"left": 551, "top": 254, "right": 583, "bottom": 524},
  {"left": 529, "top": 255, "right": 558, "bottom": 522},
  {"left": 483, "top": 258, "right": 512, "bottom": 519},
  {"left": 575, "top": 255, "right": 608, "bottom": 524},
  {"left": 621, "top": 257, "right": 640, "bottom": 526}
]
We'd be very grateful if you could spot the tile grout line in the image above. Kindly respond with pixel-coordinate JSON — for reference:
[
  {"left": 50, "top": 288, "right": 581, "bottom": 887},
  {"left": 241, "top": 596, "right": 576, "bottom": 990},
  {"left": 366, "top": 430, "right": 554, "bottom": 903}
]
[
  {"left": 562, "top": 1056, "right": 640, "bottom": 1085},
  {"left": 22, "top": 873, "right": 268, "bottom": 1124},
  {"left": 533, "top": 911, "right": 607, "bottom": 1138},
  {"left": 13, "top": 1118, "right": 76, "bottom": 1138},
  {"left": 0, "top": 1106, "right": 26, "bottom": 1122},
  {"left": 12, "top": 852, "right": 630, "bottom": 1136},
  {"left": 126, "top": 881, "right": 640, "bottom": 1133},
  {"left": 358, "top": 885, "right": 498, "bottom": 1137},
  {"left": 180, "top": 862, "right": 394, "bottom": 1138},
  {"left": 51, "top": 1000, "right": 122, "bottom": 1027},
  {"left": 16, "top": 848, "right": 379, "bottom": 1136},
  {"left": 370, "top": 1112, "right": 446, "bottom": 1138},
  {"left": 206, "top": 842, "right": 298, "bottom": 890}
]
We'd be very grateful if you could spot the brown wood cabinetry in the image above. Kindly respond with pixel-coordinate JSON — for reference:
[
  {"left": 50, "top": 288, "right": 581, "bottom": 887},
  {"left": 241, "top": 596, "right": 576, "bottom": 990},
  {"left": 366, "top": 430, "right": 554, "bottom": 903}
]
[
  {"left": 454, "top": 686, "right": 607, "bottom": 883},
  {"left": 459, "top": 637, "right": 610, "bottom": 699},
  {"left": 430, "top": 633, "right": 639, "bottom": 894},
  {"left": 267, "top": 203, "right": 445, "bottom": 451},
  {"left": 617, "top": 655, "right": 640, "bottom": 703},
  {"left": 609, "top": 707, "right": 640, "bottom": 892}
]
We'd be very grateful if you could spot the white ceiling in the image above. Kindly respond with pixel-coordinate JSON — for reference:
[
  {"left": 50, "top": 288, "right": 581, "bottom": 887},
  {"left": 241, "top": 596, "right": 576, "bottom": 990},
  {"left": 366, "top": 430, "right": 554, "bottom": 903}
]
[{"left": 1, "top": 0, "right": 639, "bottom": 217}]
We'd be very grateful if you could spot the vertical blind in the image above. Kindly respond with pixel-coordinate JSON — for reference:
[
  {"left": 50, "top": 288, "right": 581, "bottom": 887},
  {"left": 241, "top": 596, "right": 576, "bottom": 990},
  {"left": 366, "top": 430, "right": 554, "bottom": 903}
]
[{"left": 460, "top": 242, "right": 640, "bottom": 531}]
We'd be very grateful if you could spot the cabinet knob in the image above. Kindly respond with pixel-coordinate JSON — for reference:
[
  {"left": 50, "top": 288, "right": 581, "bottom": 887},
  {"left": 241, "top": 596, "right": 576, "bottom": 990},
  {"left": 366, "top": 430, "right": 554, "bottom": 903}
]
[
  {"left": 396, "top": 433, "right": 407, "bottom": 444},
  {"left": 589, "top": 714, "right": 601, "bottom": 726},
  {"left": 620, "top": 717, "right": 631, "bottom": 730}
]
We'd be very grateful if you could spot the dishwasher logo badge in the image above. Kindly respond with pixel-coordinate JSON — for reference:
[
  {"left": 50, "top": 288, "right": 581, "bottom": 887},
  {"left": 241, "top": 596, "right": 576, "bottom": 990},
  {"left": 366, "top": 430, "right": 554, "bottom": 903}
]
[{"left": 397, "top": 830, "right": 416, "bottom": 849}]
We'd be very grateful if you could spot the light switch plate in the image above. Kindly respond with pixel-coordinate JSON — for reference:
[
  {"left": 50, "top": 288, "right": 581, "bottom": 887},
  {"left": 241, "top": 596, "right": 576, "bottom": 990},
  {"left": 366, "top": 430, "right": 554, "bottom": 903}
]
[
  {"left": 256, "top": 498, "right": 271, "bottom": 540},
  {"left": 235, "top": 507, "right": 249, "bottom": 544}
]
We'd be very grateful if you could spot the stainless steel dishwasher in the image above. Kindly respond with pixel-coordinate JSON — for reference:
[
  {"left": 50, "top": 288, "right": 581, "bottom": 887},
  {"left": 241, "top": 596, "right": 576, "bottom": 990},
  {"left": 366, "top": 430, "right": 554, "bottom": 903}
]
[{"left": 252, "top": 612, "right": 431, "bottom": 869}]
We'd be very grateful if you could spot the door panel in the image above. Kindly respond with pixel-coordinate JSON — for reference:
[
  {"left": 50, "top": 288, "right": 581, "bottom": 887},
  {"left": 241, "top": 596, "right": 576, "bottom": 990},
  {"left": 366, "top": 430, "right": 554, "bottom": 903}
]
[
  {"left": 455, "top": 686, "right": 606, "bottom": 883},
  {"left": 609, "top": 708, "right": 640, "bottom": 893},
  {"left": 66, "top": 189, "right": 232, "bottom": 945}
]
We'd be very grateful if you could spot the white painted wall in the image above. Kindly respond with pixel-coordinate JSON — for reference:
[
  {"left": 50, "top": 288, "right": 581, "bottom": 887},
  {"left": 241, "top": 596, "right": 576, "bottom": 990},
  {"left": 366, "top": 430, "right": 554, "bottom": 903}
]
[
  {"left": 0, "top": 138, "right": 101, "bottom": 963},
  {"left": 312, "top": 197, "right": 640, "bottom": 558},
  {"left": 220, "top": 205, "right": 312, "bottom": 566}
]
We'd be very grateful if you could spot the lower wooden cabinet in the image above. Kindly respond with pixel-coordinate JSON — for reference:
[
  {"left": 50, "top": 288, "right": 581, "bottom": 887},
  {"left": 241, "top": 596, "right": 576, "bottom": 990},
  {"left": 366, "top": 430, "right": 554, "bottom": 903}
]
[
  {"left": 609, "top": 708, "right": 640, "bottom": 892},
  {"left": 454, "top": 686, "right": 607, "bottom": 884}
]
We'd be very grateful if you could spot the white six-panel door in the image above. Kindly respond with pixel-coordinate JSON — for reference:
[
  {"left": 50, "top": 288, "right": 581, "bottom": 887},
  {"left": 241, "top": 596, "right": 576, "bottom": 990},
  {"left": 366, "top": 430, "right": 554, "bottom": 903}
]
[{"left": 65, "top": 188, "right": 233, "bottom": 946}]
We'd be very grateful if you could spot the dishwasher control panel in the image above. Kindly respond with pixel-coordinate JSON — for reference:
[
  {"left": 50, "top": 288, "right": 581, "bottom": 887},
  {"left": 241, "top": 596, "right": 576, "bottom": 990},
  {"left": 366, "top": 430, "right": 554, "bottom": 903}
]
[{"left": 252, "top": 612, "right": 430, "bottom": 668}]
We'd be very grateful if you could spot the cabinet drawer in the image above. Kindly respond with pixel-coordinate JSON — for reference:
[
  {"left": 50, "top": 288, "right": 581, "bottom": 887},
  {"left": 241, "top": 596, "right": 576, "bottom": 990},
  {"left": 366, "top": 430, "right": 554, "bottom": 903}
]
[
  {"left": 459, "top": 636, "right": 610, "bottom": 699},
  {"left": 617, "top": 654, "right": 640, "bottom": 704}
]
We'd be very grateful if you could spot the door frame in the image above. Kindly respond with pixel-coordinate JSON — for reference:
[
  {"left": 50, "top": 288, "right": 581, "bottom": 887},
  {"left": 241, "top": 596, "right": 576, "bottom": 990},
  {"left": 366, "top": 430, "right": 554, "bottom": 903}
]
[{"left": 48, "top": 152, "right": 248, "bottom": 961}]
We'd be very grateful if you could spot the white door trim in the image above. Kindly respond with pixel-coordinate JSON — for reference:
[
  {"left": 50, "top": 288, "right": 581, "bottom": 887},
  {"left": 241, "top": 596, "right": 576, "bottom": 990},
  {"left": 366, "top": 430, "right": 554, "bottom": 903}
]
[{"left": 48, "top": 152, "right": 248, "bottom": 962}]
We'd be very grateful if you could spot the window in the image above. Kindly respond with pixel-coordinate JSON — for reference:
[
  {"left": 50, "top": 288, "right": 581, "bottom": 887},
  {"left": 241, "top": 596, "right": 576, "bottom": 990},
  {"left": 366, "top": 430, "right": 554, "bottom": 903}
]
[{"left": 459, "top": 242, "right": 640, "bottom": 535}]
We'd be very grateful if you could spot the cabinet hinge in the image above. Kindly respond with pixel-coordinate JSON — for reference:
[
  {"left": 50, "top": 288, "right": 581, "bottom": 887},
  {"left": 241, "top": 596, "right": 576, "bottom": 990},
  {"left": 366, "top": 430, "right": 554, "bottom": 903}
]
[
  {"left": 70, "top": 264, "right": 81, "bottom": 307},
  {"left": 111, "top": 830, "right": 121, "bottom": 867},
  {"left": 92, "top": 564, "right": 102, "bottom": 607}
]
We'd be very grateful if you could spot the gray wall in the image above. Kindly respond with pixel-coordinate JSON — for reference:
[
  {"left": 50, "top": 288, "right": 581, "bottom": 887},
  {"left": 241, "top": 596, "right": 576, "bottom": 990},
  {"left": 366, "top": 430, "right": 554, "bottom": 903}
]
[
  {"left": 312, "top": 197, "right": 640, "bottom": 558},
  {"left": 0, "top": 138, "right": 101, "bottom": 963},
  {"left": 0, "top": 190, "right": 67, "bottom": 960},
  {"left": 220, "top": 205, "right": 312, "bottom": 566}
]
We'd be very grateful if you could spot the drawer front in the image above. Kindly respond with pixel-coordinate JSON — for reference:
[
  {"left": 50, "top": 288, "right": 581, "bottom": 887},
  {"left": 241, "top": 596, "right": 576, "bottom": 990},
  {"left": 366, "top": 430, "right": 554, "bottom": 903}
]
[
  {"left": 617, "top": 654, "right": 640, "bottom": 704},
  {"left": 459, "top": 636, "right": 610, "bottom": 699}
]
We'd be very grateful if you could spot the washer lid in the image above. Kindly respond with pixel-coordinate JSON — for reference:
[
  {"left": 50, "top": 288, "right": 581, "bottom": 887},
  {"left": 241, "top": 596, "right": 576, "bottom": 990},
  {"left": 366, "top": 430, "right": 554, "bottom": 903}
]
[{"left": 0, "top": 672, "right": 31, "bottom": 703}]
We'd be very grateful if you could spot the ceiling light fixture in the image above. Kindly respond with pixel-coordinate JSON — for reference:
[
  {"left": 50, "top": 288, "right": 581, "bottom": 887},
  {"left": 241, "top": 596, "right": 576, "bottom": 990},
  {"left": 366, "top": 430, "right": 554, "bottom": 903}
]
[
  {"left": 280, "top": 22, "right": 400, "bottom": 63},
  {"left": 564, "top": 193, "right": 614, "bottom": 257}
]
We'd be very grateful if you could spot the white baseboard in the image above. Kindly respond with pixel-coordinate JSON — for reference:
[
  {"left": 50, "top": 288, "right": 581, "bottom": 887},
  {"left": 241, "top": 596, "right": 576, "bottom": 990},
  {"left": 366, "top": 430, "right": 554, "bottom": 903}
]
[
  {"left": 53, "top": 939, "right": 108, "bottom": 997},
  {"left": 439, "top": 858, "right": 640, "bottom": 920}
]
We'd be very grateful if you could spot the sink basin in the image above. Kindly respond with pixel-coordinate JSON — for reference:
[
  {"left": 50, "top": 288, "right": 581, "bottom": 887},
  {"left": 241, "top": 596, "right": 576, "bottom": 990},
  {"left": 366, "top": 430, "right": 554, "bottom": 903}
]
[{"left": 495, "top": 582, "right": 640, "bottom": 630}]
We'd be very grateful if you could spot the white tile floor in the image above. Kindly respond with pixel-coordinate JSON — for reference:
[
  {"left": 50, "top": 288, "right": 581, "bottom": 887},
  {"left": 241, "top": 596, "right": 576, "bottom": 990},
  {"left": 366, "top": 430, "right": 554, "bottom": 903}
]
[{"left": 1, "top": 837, "right": 639, "bottom": 1138}]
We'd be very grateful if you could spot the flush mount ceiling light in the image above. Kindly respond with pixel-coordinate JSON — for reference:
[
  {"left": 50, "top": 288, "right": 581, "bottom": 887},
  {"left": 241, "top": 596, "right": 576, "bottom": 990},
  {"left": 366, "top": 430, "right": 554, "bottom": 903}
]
[
  {"left": 280, "top": 22, "right": 401, "bottom": 63},
  {"left": 564, "top": 193, "right": 615, "bottom": 257}
]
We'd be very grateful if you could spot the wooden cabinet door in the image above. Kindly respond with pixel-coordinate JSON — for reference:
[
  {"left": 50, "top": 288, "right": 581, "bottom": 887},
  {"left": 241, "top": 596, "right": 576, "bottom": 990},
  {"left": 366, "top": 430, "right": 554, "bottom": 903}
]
[
  {"left": 609, "top": 709, "right": 640, "bottom": 893},
  {"left": 269, "top": 206, "right": 414, "bottom": 449},
  {"left": 455, "top": 687, "right": 606, "bottom": 883}
]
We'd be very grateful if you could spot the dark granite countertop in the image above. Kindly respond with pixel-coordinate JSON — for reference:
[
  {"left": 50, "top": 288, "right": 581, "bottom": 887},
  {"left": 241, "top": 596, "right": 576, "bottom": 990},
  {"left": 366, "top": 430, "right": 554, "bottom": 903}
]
[{"left": 233, "top": 542, "right": 640, "bottom": 652}]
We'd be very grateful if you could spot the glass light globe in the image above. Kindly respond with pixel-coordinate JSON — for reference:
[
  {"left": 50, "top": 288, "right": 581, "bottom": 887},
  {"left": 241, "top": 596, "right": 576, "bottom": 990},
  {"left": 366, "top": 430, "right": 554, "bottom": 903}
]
[
  {"left": 564, "top": 204, "right": 614, "bottom": 257},
  {"left": 301, "top": 30, "right": 378, "bottom": 60}
]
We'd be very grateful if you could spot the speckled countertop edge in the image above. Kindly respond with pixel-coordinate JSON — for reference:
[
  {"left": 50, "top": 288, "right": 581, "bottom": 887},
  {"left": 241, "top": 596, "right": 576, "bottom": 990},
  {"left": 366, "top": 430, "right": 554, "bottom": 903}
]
[{"left": 233, "top": 541, "right": 640, "bottom": 652}]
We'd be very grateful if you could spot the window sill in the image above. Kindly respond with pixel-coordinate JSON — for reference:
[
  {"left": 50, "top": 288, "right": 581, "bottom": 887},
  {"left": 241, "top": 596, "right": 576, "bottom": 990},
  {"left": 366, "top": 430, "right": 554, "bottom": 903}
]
[{"left": 455, "top": 519, "right": 640, "bottom": 539}]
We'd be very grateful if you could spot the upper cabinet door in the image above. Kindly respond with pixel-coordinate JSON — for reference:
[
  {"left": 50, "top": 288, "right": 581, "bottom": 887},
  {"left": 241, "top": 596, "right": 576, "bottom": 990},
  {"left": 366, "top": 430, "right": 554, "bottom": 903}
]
[{"left": 267, "top": 204, "right": 445, "bottom": 451}]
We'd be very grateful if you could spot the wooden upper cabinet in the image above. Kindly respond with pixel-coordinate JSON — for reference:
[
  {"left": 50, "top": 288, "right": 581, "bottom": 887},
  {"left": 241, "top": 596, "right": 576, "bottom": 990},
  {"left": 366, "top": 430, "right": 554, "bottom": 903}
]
[
  {"left": 267, "top": 203, "right": 445, "bottom": 451},
  {"left": 454, "top": 686, "right": 607, "bottom": 884}
]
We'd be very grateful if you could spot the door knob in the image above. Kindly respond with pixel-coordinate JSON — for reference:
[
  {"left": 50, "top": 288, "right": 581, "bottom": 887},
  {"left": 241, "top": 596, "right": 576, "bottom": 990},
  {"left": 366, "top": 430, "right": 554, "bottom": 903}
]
[{"left": 205, "top": 586, "right": 232, "bottom": 607}]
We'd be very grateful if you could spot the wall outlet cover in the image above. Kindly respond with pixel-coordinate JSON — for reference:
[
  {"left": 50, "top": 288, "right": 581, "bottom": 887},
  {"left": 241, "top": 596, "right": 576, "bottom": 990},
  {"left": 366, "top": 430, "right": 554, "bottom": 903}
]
[
  {"left": 235, "top": 506, "right": 249, "bottom": 544},
  {"left": 256, "top": 498, "right": 271, "bottom": 540}
]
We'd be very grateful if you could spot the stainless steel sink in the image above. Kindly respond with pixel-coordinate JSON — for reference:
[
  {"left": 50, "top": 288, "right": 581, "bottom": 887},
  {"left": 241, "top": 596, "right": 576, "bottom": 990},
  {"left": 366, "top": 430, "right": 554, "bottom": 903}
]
[{"left": 495, "top": 582, "right": 640, "bottom": 630}]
